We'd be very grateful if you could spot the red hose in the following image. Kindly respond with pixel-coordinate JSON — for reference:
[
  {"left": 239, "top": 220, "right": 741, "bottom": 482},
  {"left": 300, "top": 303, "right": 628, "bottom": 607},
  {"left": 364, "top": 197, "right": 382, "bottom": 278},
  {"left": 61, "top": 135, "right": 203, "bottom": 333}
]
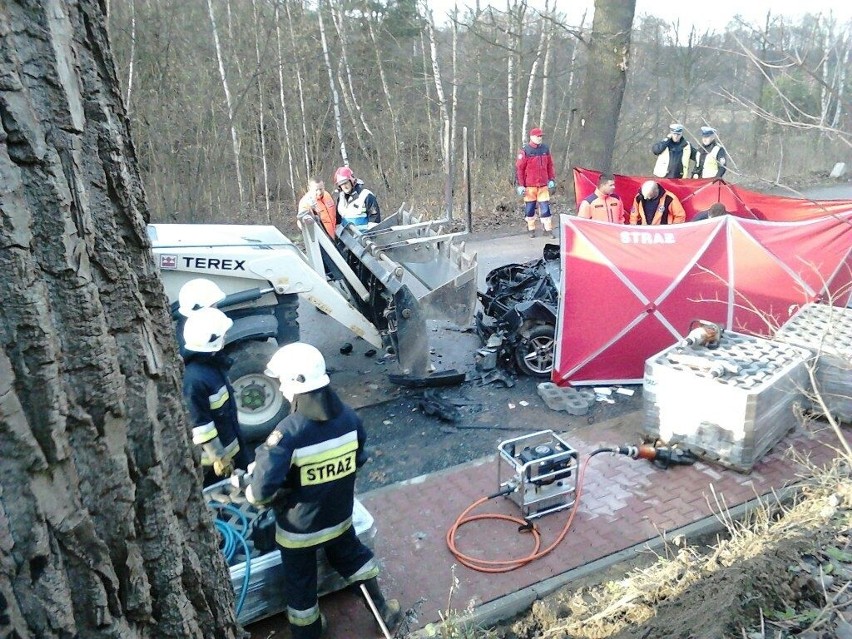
[{"left": 445, "top": 454, "right": 596, "bottom": 573}]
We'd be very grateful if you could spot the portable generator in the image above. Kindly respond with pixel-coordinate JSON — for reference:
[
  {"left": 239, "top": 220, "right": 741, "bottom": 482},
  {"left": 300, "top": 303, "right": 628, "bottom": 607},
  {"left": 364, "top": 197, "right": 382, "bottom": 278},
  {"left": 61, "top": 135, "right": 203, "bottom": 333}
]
[{"left": 497, "top": 430, "right": 579, "bottom": 519}]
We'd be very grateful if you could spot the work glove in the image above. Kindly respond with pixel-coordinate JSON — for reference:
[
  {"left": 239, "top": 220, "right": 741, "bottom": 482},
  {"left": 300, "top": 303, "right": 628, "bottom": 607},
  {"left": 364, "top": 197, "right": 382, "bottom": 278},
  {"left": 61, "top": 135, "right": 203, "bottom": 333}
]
[
  {"left": 212, "top": 457, "right": 233, "bottom": 478},
  {"left": 516, "top": 186, "right": 525, "bottom": 197},
  {"left": 547, "top": 180, "right": 555, "bottom": 190}
]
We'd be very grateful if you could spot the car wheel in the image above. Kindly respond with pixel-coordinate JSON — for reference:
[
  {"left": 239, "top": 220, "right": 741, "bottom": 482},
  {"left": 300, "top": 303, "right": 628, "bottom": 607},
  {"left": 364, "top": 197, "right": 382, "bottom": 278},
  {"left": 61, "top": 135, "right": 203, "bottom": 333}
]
[
  {"left": 227, "top": 340, "right": 289, "bottom": 442},
  {"left": 514, "top": 324, "right": 555, "bottom": 378}
]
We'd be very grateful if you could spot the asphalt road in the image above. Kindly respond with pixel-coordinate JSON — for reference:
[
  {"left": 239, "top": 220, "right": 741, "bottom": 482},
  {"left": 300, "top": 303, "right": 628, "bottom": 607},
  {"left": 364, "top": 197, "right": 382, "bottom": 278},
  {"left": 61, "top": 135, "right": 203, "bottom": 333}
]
[{"left": 298, "top": 227, "right": 643, "bottom": 493}]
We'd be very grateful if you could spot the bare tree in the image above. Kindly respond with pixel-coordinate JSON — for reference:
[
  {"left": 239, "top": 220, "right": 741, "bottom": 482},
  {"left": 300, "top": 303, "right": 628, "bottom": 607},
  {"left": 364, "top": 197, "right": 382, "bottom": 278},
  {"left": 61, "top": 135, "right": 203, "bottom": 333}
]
[
  {"left": 252, "top": 0, "right": 269, "bottom": 218},
  {"left": 206, "top": 0, "right": 245, "bottom": 207},
  {"left": 0, "top": 1, "right": 239, "bottom": 636},
  {"left": 274, "top": 2, "right": 297, "bottom": 203},
  {"left": 318, "top": 5, "right": 349, "bottom": 165},
  {"left": 569, "top": 0, "right": 637, "bottom": 175}
]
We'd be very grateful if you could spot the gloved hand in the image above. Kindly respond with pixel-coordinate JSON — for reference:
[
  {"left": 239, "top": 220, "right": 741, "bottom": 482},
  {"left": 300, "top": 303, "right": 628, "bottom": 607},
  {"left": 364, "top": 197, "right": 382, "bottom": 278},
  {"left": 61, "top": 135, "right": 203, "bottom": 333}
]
[
  {"left": 212, "top": 457, "right": 233, "bottom": 478},
  {"left": 692, "top": 175, "right": 699, "bottom": 179},
  {"left": 547, "top": 180, "right": 555, "bottom": 190},
  {"left": 516, "top": 186, "right": 525, "bottom": 197}
]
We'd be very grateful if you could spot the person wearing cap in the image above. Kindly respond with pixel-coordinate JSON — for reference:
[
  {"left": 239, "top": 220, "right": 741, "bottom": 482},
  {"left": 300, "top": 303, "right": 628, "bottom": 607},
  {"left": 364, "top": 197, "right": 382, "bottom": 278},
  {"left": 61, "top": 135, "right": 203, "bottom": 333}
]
[
  {"left": 652, "top": 123, "right": 692, "bottom": 179},
  {"left": 515, "top": 127, "right": 557, "bottom": 238},
  {"left": 629, "top": 180, "right": 686, "bottom": 225},
  {"left": 691, "top": 126, "right": 728, "bottom": 179}
]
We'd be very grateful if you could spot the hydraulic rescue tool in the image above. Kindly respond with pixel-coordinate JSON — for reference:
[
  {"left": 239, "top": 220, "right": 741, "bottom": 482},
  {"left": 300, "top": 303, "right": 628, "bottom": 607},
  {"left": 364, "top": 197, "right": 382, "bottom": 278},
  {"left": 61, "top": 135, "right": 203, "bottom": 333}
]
[
  {"left": 446, "top": 433, "right": 697, "bottom": 573},
  {"left": 681, "top": 319, "right": 725, "bottom": 349}
]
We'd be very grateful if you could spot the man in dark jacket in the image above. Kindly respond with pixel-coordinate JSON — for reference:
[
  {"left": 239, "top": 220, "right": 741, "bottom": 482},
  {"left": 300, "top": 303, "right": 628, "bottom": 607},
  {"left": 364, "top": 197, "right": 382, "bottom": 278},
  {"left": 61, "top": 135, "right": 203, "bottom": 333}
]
[
  {"left": 691, "top": 126, "right": 728, "bottom": 179},
  {"left": 652, "top": 123, "right": 692, "bottom": 179},
  {"left": 515, "top": 127, "right": 557, "bottom": 238},
  {"left": 246, "top": 342, "right": 400, "bottom": 639},
  {"left": 182, "top": 307, "right": 249, "bottom": 486}
]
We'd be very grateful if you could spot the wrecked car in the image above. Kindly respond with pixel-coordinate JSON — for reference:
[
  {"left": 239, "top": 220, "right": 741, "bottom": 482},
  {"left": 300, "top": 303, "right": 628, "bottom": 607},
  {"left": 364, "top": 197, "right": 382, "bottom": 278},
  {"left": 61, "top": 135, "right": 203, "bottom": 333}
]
[{"left": 474, "top": 245, "right": 560, "bottom": 378}]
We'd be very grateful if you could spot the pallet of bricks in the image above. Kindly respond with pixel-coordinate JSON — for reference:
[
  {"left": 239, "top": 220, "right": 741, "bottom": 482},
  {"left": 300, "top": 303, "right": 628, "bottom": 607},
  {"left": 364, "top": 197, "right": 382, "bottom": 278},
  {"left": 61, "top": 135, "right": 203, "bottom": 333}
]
[
  {"left": 774, "top": 303, "right": 852, "bottom": 424},
  {"left": 642, "top": 331, "right": 812, "bottom": 472}
]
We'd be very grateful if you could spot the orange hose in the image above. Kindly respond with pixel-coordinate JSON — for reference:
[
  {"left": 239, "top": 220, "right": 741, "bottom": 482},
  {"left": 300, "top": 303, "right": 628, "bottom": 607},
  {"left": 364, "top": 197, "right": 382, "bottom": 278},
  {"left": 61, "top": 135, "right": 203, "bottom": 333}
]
[{"left": 446, "top": 454, "right": 595, "bottom": 573}]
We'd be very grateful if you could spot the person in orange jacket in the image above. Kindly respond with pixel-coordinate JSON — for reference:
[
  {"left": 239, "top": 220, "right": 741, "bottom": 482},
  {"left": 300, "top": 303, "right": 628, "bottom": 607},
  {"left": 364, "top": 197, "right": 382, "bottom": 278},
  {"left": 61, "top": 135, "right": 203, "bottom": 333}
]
[
  {"left": 577, "top": 173, "right": 626, "bottom": 223},
  {"left": 630, "top": 181, "right": 686, "bottom": 225},
  {"left": 298, "top": 177, "right": 338, "bottom": 237}
]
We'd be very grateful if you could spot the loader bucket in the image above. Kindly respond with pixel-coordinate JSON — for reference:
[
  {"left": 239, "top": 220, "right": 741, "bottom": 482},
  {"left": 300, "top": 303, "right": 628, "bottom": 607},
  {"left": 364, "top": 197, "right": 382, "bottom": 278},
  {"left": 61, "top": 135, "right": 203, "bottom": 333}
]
[
  {"left": 336, "top": 207, "right": 478, "bottom": 377},
  {"left": 339, "top": 208, "right": 478, "bottom": 326}
]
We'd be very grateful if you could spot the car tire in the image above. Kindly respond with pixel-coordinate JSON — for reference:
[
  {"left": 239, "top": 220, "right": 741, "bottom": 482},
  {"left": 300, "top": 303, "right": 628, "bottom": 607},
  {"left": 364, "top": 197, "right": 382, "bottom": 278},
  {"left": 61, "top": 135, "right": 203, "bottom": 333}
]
[
  {"left": 514, "top": 324, "right": 555, "bottom": 378},
  {"left": 227, "top": 340, "right": 289, "bottom": 442}
]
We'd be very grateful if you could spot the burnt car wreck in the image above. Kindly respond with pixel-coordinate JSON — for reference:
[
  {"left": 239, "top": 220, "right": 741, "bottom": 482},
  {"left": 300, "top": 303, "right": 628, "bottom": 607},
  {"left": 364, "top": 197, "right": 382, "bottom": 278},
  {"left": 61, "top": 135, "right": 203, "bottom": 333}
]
[{"left": 474, "top": 245, "right": 560, "bottom": 379}]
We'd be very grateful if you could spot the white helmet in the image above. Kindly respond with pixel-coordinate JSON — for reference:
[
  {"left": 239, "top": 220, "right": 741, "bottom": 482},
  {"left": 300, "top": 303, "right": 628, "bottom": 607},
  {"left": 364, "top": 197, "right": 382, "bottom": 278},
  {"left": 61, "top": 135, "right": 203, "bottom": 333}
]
[
  {"left": 183, "top": 307, "right": 233, "bottom": 353},
  {"left": 265, "top": 343, "right": 330, "bottom": 401},
  {"left": 178, "top": 278, "right": 226, "bottom": 317}
]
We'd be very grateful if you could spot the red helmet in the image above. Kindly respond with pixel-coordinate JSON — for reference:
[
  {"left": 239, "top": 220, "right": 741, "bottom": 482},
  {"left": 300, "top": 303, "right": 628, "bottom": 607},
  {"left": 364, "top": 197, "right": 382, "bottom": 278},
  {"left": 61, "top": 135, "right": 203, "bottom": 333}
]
[{"left": 334, "top": 166, "right": 354, "bottom": 186}]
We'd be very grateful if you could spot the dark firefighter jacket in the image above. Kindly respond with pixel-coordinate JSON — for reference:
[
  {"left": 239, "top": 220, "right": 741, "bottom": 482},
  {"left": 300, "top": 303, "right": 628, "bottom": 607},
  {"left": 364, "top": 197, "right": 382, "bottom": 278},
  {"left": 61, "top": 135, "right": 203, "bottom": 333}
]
[
  {"left": 249, "top": 387, "right": 368, "bottom": 549},
  {"left": 515, "top": 143, "right": 555, "bottom": 187},
  {"left": 182, "top": 352, "right": 242, "bottom": 465}
]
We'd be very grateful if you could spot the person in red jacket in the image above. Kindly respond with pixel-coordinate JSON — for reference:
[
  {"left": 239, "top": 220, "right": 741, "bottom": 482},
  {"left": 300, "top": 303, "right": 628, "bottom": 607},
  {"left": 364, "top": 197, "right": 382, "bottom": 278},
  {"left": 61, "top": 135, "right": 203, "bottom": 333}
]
[
  {"left": 515, "top": 127, "right": 557, "bottom": 238},
  {"left": 630, "top": 181, "right": 686, "bottom": 225},
  {"left": 577, "top": 173, "right": 626, "bottom": 223}
]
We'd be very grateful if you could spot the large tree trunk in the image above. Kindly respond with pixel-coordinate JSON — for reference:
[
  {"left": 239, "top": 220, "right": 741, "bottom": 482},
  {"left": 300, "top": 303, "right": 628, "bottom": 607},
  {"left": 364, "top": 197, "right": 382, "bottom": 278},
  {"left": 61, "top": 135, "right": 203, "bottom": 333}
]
[
  {"left": 0, "top": 2, "right": 240, "bottom": 638},
  {"left": 569, "top": 0, "right": 636, "bottom": 176}
]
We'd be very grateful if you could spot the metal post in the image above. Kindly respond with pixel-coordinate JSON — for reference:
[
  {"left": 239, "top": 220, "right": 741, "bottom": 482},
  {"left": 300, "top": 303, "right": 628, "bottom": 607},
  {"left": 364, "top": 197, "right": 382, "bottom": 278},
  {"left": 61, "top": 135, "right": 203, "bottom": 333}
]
[
  {"left": 443, "top": 120, "right": 453, "bottom": 221},
  {"left": 463, "top": 126, "right": 472, "bottom": 232}
]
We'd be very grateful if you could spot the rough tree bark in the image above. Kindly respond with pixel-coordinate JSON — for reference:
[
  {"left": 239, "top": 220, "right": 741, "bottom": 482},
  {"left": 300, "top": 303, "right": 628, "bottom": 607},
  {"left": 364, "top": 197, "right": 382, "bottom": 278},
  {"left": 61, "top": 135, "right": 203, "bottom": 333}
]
[
  {"left": 0, "top": 2, "right": 240, "bottom": 637},
  {"left": 569, "top": 0, "right": 636, "bottom": 175}
]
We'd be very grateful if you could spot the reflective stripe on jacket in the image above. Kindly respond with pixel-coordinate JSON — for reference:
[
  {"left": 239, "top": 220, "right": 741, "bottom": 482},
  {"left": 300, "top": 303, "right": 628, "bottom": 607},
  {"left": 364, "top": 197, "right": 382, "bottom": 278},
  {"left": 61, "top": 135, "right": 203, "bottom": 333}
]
[
  {"left": 182, "top": 354, "right": 242, "bottom": 466},
  {"left": 577, "top": 191, "right": 625, "bottom": 223},
  {"left": 515, "top": 143, "right": 555, "bottom": 187},
  {"left": 249, "top": 394, "right": 367, "bottom": 549}
]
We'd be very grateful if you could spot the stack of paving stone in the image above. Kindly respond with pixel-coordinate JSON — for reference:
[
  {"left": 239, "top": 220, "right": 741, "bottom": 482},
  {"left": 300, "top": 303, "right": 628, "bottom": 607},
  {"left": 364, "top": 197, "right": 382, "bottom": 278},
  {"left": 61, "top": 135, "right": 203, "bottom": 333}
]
[
  {"left": 643, "top": 331, "right": 811, "bottom": 472},
  {"left": 774, "top": 303, "right": 852, "bottom": 423},
  {"left": 537, "top": 382, "right": 595, "bottom": 415}
]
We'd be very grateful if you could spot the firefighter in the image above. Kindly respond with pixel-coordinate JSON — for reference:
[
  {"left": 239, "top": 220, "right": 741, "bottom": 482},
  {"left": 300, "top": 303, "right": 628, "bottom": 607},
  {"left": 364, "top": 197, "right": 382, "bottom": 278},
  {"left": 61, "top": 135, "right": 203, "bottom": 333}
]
[
  {"left": 244, "top": 342, "right": 401, "bottom": 639},
  {"left": 630, "top": 180, "right": 686, "bottom": 225},
  {"left": 181, "top": 307, "right": 249, "bottom": 486},
  {"left": 333, "top": 166, "right": 381, "bottom": 227},
  {"left": 652, "top": 123, "right": 692, "bottom": 179},
  {"left": 515, "top": 127, "right": 557, "bottom": 238},
  {"left": 691, "top": 126, "right": 728, "bottom": 179},
  {"left": 175, "top": 278, "right": 226, "bottom": 347}
]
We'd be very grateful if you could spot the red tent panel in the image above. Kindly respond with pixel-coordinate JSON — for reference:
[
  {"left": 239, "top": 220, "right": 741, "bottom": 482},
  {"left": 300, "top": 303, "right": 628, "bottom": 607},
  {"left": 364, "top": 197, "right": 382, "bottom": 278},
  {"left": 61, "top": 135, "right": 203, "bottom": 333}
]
[
  {"left": 573, "top": 167, "right": 852, "bottom": 222},
  {"left": 554, "top": 213, "right": 852, "bottom": 386}
]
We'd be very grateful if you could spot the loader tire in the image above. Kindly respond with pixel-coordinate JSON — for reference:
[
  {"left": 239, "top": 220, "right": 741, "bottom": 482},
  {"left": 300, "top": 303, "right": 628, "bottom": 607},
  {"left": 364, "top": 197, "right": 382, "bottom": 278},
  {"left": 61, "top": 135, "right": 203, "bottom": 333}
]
[
  {"left": 227, "top": 340, "right": 289, "bottom": 442},
  {"left": 514, "top": 324, "right": 555, "bottom": 379}
]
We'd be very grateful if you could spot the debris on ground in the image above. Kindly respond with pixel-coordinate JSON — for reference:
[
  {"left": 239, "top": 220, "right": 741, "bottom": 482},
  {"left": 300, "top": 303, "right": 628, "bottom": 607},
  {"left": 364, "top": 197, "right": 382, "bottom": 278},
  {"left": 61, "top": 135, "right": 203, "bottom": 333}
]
[{"left": 536, "top": 382, "right": 594, "bottom": 415}]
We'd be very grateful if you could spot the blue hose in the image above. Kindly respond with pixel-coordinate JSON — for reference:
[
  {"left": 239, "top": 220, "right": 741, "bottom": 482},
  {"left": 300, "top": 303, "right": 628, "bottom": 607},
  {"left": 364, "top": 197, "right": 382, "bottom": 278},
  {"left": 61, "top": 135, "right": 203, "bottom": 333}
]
[{"left": 210, "top": 502, "right": 252, "bottom": 617}]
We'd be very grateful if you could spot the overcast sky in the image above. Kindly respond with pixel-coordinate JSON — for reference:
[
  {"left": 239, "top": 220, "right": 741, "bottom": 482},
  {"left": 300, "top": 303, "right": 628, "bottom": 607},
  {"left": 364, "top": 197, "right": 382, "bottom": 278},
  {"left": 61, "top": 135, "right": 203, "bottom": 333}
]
[{"left": 431, "top": 0, "right": 851, "bottom": 30}]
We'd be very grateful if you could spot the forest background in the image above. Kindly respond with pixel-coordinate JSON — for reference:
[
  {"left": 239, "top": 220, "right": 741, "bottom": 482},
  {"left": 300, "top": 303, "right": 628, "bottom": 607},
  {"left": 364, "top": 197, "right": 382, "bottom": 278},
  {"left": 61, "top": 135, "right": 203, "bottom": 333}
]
[{"left": 105, "top": 0, "right": 852, "bottom": 231}]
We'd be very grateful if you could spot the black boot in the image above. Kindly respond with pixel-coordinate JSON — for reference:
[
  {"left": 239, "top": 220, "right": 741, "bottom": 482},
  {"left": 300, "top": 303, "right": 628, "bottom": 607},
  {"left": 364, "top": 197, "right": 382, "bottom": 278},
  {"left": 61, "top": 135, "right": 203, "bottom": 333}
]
[{"left": 362, "top": 577, "right": 402, "bottom": 631}]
